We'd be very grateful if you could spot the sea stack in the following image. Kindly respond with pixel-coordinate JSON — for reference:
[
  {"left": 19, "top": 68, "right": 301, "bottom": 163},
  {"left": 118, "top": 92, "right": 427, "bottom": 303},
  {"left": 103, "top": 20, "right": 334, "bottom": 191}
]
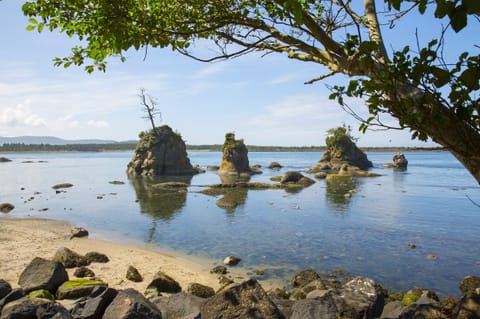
[
  {"left": 217, "top": 133, "right": 251, "bottom": 176},
  {"left": 308, "top": 126, "right": 373, "bottom": 174},
  {"left": 127, "top": 125, "right": 198, "bottom": 176}
]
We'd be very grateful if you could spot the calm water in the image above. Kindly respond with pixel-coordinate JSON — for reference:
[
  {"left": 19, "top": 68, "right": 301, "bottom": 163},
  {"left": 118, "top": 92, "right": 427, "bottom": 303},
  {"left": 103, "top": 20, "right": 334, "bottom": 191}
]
[{"left": 1, "top": 151, "right": 479, "bottom": 296}]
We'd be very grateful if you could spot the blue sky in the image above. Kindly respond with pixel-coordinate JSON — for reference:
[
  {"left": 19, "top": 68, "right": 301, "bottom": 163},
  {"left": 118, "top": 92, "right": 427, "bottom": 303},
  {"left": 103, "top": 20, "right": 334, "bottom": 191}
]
[{"left": 0, "top": 1, "right": 476, "bottom": 146}]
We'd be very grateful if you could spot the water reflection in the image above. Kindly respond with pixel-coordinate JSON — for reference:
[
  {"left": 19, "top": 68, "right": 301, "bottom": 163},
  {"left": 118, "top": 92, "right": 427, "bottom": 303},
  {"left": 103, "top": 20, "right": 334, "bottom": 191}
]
[
  {"left": 199, "top": 187, "right": 249, "bottom": 213},
  {"left": 325, "top": 175, "right": 358, "bottom": 211},
  {"left": 129, "top": 176, "right": 192, "bottom": 221}
]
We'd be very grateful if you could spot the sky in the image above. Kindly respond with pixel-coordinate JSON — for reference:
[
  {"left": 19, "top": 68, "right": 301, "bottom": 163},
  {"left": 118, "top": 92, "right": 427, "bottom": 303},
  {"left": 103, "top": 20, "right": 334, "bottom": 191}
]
[{"left": 0, "top": 1, "right": 476, "bottom": 146}]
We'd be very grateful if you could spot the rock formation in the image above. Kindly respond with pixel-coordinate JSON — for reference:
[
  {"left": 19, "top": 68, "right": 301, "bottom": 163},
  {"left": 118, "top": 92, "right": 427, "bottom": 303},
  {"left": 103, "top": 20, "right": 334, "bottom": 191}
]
[
  {"left": 217, "top": 133, "right": 251, "bottom": 176},
  {"left": 127, "top": 125, "right": 198, "bottom": 176},
  {"left": 393, "top": 152, "right": 408, "bottom": 168},
  {"left": 308, "top": 126, "right": 374, "bottom": 175}
]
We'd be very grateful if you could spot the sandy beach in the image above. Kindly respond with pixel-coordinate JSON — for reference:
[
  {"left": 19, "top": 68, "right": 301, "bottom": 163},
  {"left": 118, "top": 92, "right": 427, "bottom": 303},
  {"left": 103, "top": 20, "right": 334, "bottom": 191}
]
[{"left": 0, "top": 217, "right": 244, "bottom": 293}]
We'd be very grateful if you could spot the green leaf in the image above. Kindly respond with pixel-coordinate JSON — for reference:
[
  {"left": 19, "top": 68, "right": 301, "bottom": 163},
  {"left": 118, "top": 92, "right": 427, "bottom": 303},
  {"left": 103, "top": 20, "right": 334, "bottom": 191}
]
[
  {"left": 431, "top": 67, "right": 451, "bottom": 87},
  {"left": 26, "top": 25, "right": 36, "bottom": 31},
  {"left": 28, "top": 17, "right": 38, "bottom": 25},
  {"left": 449, "top": 7, "right": 468, "bottom": 32},
  {"left": 462, "top": 0, "right": 480, "bottom": 14},
  {"left": 459, "top": 68, "right": 480, "bottom": 90}
]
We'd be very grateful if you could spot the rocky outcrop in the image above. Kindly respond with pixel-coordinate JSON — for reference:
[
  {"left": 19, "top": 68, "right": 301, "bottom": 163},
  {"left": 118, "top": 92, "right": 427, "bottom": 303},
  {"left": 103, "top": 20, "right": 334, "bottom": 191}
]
[
  {"left": 127, "top": 125, "right": 198, "bottom": 176},
  {"left": 459, "top": 275, "right": 480, "bottom": 295},
  {"left": 0, "top": 157, "right": 12, "bottom": 162},
  {"left": 308, "top": 126, "right": 374, "bottom": 175},
  {"left": 393, "top": 152, "right": 408, "bottom": 168},
  {"left": 1, "top": 297, "right": 73, "bottom": 319},
  {"left": 217, "top": 133, "right": 251, "bottom": 176}
]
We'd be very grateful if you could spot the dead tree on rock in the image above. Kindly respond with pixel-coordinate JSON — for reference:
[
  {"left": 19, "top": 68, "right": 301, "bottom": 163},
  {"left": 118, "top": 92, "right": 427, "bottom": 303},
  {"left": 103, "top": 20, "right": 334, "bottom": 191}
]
[{"left": 139, "top": 88, "right": 161, "bottom": 136}]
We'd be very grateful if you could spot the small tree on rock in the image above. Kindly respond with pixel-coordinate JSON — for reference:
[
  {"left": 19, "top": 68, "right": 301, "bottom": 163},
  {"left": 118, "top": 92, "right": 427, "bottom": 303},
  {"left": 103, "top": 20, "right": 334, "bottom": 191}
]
[{"left": 139, "top": 88, "right": 161, "bottom": 136}]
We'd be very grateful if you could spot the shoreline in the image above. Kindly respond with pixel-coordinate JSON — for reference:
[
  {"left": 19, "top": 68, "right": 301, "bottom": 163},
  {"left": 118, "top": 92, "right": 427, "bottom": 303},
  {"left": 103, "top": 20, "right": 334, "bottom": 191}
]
[{"left": 0, "top": 216, "right": 277, "bottom": 294}]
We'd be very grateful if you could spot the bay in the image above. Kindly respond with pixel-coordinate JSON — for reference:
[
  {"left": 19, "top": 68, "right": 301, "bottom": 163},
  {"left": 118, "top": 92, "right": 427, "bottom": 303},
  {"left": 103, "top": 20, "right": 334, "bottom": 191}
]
[{"left": 1, "top": 150, "right": 479, "bottom": 296}]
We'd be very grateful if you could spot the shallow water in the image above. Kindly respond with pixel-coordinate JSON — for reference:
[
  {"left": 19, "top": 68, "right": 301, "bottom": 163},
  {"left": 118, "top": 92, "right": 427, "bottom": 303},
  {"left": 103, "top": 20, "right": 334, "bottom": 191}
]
[{"left": 1, "top": 150, "right": 479, "bottom": 296}]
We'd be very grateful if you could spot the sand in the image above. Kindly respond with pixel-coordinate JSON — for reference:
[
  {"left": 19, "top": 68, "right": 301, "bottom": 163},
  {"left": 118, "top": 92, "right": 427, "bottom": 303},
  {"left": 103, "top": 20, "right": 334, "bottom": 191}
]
[{"left": 0, "top": 217, "right": 240, "bottom": 292}]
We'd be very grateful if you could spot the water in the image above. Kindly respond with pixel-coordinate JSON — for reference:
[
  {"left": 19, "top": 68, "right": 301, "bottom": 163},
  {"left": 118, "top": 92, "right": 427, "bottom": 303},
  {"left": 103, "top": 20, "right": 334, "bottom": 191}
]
[{"left": 1, "top": 151, "right": 479, "bottom": 296}]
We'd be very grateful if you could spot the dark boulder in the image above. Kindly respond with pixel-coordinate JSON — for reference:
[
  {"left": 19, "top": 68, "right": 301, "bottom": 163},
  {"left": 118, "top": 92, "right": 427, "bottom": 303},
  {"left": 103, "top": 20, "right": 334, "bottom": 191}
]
[
  {"left": 103, "top": 288, "right": 162, "bottom": 319},
  {"left": 145, "top": 271, "right": 182, "bottom": 296},
  {"left": 223, "top": 255, "right": 241, "bottom": 266},
  {"left": 454, "top": 293, "right": 480, "bottom": 319},
  {"left": 70, "top": 286, "right": 118, "bottom": 319},
  {"left": 290, "top": 295, "right": 340, "bottom": 319},
  {"left": 187, "top": 283, "right": 215, "bottom": 299},
  {"left": 0, "top": 203, "right": 14, "bottom": 214},
  {"left": 127, "top": 125, "right": 198, "bottom": 176},
  {"left": 150, "top": 292, "right": 206, "bottom": 319},
  {"left": 18, "top": 257, "right": 68, "bottom": 294},
  {"left": 85, "top": 252, "right": 109, "bottom": 264},
  {"left": 126, "top": 266, "right": 143, "bottom": 283},
  {"left": 200, "top": 278, "right": 284, "bottom": 319},
  {"left": 459, "top": 276, "right": 480, "bottom": 295},
  {"left": 0, "top": 289, "right": 25, "bottom": 313},
  {"left": 70, "top": 227, "right": 89, "bottom": 239},
  {"left": 52, "top": 247, "right": 89, "bottom": 268},
  {"left": 0, "top": 297, "right": 72, "bottom": 319},
  {"left": 0, "top": 157, "right": 12, "bottom": 163},
  {"left": 267, "top": 162, "right": 283, "bottom": 170},
  {"left": 210, "top": 265, "right": 228, "bottom": 275},
  {"left": 291, "top": 269, "right": 321, "bottom": 288},
  {"left": 0, "top": 280, "right": 12, "bottom": 300},
  {"left": 74, "top": 267, "right": 95, "bottom": 278},
  {"left": 398, "top": 303, "right": 447, "bottom": 319}
]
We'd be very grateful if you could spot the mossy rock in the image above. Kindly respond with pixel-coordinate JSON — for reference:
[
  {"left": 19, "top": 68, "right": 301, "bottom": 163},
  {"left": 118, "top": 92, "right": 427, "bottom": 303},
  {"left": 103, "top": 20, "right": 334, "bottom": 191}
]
[
  {"left": 402, "top": 292, "right": 421, "bottom": 306},
  {"left": 270, "top": 176, "right": 282, "bottom": 182},
  {"left": 28, "top": 289, "right": 55, "bottom": 301},
  {"left": 56, "top": 278, "right": 107, "bottom": 300}
]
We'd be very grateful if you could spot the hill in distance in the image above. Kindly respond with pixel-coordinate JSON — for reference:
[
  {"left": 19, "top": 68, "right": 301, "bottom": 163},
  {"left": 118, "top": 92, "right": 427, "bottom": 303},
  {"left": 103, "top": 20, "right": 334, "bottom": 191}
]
[{"left": 0, "top": 136, "right": 136, "bottom": 145}]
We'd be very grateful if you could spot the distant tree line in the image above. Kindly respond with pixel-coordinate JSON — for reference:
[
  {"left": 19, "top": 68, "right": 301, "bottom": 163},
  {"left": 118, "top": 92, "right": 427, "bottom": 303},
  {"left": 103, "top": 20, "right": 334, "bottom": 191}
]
[
  {"left": 0, "top": 143, "right": 443, "bottom": 153},
  {"left": 0, "top": 143, "right": 136, "bottom": 152}
]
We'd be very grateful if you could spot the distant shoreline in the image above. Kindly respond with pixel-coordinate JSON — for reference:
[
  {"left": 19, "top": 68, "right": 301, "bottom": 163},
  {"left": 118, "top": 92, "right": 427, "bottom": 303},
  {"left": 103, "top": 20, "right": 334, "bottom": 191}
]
[{"left": 0, "top": 143, "right": 445, "bottom": 153}]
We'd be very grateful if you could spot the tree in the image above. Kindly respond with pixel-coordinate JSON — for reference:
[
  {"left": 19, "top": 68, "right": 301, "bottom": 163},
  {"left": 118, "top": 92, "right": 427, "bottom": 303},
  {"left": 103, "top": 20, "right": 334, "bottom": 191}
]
[
  {"left": 22, "top": 0, "right": 480, "bottom": 183},
  {"left": 139, "top": 88, "right": 161, "bottom": 136}
]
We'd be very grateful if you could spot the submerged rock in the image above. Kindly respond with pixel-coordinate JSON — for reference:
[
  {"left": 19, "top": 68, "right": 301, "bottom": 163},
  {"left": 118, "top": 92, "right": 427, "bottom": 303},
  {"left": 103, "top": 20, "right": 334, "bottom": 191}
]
[
  {"left": 52, "top": 183, "right": 74, "bottom": 189},
  {"left": 0, "top": 157, "right": 12, "bottom": 162},
  {"left": 127, "top": 125, "right": 198, "bottom": 176},
  {"left": 223, "top": 255, "right": 242, "bottom": 266}
]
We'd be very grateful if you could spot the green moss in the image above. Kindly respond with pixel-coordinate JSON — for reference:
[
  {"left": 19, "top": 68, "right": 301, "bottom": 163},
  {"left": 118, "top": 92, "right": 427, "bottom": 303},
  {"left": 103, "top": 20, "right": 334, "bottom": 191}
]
[
  {"left": 223, "top": 133, "right": 245, "bottom": 150},
  {"left": 402, "top": 292, "right": 421, "bottom": 306},
  {"left": 28, "top": 289, "right": 55, "bottom": 301},
  {"left": 62, "top": 278, "right": 107, "bottom": 289}
]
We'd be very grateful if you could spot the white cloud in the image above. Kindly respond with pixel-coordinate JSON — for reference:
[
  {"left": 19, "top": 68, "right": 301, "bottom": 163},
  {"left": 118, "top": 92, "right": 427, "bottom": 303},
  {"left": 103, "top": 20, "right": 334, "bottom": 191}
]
[
  {"left": 0, "top": 103, "right": 47, "bottom": 128},
  {"left": 191, "top": 62, "right": 227, "bottom": 79},
  {"left": 87, "top": 120, "right": 109, "bottom": 128}
]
